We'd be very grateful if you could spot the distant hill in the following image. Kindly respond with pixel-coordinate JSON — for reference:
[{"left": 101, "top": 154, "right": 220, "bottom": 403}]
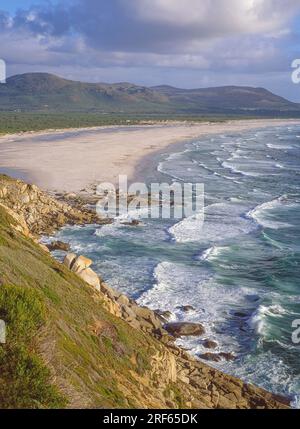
[{"left": 1, "top": 72, "right": 300, "bottom": 116}]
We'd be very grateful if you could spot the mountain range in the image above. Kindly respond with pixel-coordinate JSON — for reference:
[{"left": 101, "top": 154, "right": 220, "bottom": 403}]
[{"left": 1, "top": 72, "right": 300, "bottom": 116}]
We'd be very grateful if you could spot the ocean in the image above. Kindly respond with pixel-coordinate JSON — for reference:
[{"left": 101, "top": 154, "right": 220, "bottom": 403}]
[{"left": 51, "top": 125, "right": 300, "bottom": 406}]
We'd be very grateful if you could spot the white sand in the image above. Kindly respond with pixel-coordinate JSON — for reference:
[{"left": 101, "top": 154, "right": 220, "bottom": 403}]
[{"left": 0, "top": 119, "right": 299, "bottom": 192}]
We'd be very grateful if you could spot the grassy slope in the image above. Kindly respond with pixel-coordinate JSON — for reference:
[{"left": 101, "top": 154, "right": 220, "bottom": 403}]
[{"left": 0, "top": 205, "right": 183, "bottom": 409}]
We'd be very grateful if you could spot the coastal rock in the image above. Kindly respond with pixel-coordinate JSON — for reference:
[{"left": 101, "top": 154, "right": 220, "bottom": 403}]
[
  {"left": 233, "top": 311, "right": 249, "bottom": 318},
  {"left": 0, "top": 175, "right": 104, "bottom": 236},
  {"left": 100, "top": 282, "right": 121, "bottom": 300},
  {"left": 47, "top": 240, "right": 70, "bottom": 252},
  {"left": 0, "top": 202, "right": 30, "bottom": 237},
  {"left": 72, "top": 255, "right": 93, "bottom": 273},
  {"left": 37, "top": 242, "right": 51, "bottom": 253},
  {"left": 63, "top": 253, "right": 77, "bottom": 269},
  {"left": 219, "top": 352, "right": 236, "bottom": 362},
  {"left": 198, "top": 353, "right": 222, "bottom": 362},
  {"left": 121, "top": 304, "right": 136, "bottom": 322},
  {"left": 78, "top": 268, "right": 101, "bottom": 291},
  {"left": 0, "top": 187, "right": 8, "bottom": 198},
  {"left": 165, "top": 322, "right": 205, "bottom": 338},
  {"left": 132, "top": 305, "right": 154, "bottom": 320},
  {"left": 176, "top": 305, "right": 195, "bottom": 313},
  {"left": 117, "top": 294, "right": 130, "bottom": 307},
  {"left": 133, "top": 305, "right": 162, "bottom": 330},
  {"left": 63, "top": 254, "right": 101, "bottom": 292},
  {"left": 121, "top": 220, "right": 140, "bottom": 226},
  {"left": 154, "top": 310, "right": 173, "bottom": 323},
  {"left": 199, "top": 352, "right": 236, "bottom": 362},
  {"left": 203, "top": 339, "right": 218, "bottom": 350}
]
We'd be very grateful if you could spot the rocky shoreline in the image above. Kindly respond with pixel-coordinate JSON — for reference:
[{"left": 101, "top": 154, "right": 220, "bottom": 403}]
[{"left": 0, "top": 173, "right": 291, "bottom": 409}]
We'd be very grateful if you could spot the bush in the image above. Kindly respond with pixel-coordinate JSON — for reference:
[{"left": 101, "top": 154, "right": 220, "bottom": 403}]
[
  {"left": 0, "top": 284, "right": 67, "bottom": 408},
  {"left": 0, "top": 284, "right": 44, "bottom": 343}
]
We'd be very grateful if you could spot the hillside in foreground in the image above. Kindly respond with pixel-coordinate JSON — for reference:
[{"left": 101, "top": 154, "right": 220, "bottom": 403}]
[
  {"left": 0, "top": 73, "right": 300, "bottom": 117},
  {"left": 0, "top": 174, "right": 290, "bottom": 409}
]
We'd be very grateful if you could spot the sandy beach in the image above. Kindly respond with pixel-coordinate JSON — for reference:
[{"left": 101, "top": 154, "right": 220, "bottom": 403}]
[{"left": 0, "top": 119, "right": 299, "bottom": 192}]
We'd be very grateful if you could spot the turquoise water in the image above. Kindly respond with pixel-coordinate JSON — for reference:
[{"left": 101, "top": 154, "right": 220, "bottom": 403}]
[{"left": 52, "top": 126, "right": 300, "bottom": 405}]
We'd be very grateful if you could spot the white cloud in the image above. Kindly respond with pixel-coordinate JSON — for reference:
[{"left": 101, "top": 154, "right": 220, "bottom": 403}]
[
  {"left": 1, "top": 0, "right": 300, "bottom": 100},
  {"left": 135, "top": 0, "right": 299, "bottom": 35}
]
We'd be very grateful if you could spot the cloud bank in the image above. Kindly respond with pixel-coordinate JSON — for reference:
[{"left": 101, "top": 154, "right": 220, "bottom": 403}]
[{"left": 0, "top": 0, "right": 300, "bottom": 99}]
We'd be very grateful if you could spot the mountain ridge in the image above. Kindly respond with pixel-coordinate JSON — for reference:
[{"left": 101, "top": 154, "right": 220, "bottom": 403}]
[{"left": 1, "top": 72, "right": 299, "bottom": 116}]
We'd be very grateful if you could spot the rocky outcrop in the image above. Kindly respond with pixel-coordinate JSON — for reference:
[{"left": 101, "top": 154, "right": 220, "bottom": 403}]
[
  {"left": 198, "top": 352, "right": 236, "bottom": 362},
  {"left": 63, "top": 252, "right": 169, "bottom": 338},
  {"left": 0, "top": 175, "right": 107, "bottom": 236},
  {"left": 60, "top": 251, "right": 290, "bottom": 409}
]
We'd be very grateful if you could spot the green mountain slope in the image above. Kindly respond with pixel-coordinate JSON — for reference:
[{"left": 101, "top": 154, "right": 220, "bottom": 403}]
[{"left": 1, "top": 73, "right": 299, "bottom": 116}]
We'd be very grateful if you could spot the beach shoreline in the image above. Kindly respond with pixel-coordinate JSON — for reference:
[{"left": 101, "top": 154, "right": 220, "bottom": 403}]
[{"left": 0, "top": 119, "right": 299, "bottom": 193}]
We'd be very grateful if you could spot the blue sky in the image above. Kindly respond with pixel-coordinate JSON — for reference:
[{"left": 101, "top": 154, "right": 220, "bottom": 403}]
[
  {"left": 1, "top": 0, "right": 300, "bottom": 101},
  {"left": 1, "top": 0, "right": 39, "bottom": 13}
]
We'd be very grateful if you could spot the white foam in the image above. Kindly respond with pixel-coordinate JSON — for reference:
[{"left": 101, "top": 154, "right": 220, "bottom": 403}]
[
  {"left": 138, "top": 261, "right": 265, "bottom": 357},
  {"left": 267, "top": 143, "right": 293, "bottom": 150},
  {"left": 199, "top": 246, "right": 228, "bottom": 261},
  {"left": 247, "top": 196, "right": 294, "bottom": 230},
  {"left": 169, "top": 202, "right": 254, "bottom": 243},
  {"left": 248, "top": 304, "right": 287, "bottom": 336},
  {"left": 222, "top": 161, "right": 263, "bottom": 177},
  {"left": 226, "top": 350, "right": 300, "bottom": 409}
]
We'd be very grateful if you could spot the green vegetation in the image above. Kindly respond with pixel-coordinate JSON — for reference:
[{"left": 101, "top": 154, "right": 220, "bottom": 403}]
[
  {"left": 0, "top": 112, "right": 229, "bottom": 135},
  {"left": 0, "top": 112, "right": 142, "bottom": 134},
  {"left": 0, "top": 206, "right": 66, "bottom": 408},
  {"left": 0, "top": 202, "right": 177, "bottom": 408},
  {"left": 0, "top": 284, "right": 66, "bottom": 408}
]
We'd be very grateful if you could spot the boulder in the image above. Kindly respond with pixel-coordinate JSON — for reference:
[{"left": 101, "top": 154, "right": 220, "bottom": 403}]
[
  {"left": 121, "top": 304, "right": 137, "bottom": 322},
  {"left": 100, "top": 283, "right": 121, "bottom": 300},
  {"left": 117, "top": 294, "right": 130, "bottom": 307},
  {"left": 121, "top": 219, "right": 140, "bottom": 226},
  {"left": 219, "top": 352, "right": 236, "bottom": 362},
  {"left": 0, "top": 187, "right": 8, "bottom": 198},
  {"left": 72, "top": 255, "right": 93, "bottom": 273},
  {"left": 132, "top": 305, "right": 154, "bottom": 320},
  {"left": 199, "top": 352, "right": 236, "bottom": 362},
  {"left": 233, "top": 312, "right": 249, "bottom": 318},
  {"left": 176, "top": 305, "right": 195, "bottom": 313},
  {"left": 63, "top": 253, "right": 77, "bottom": 269},
  {"left": 132, "top": 305, "right": 162, "bottom": 330},
  {"left": 39, "top": 243, "right": 50, "bottom": 253},
  {"left": 77, "top": 268, "right": 101, "bottom": 291},
  {"left": 47, "top": 241, "right": 71, "bottom": 252},
  {"left": 19, "top": 194, "right": 30, "bottom": 205},
  {"left": 165, "top": 322, "right": 205, "bottom": 338},
  {"left": 203, "top": 339, "right": 218, "bottom": 350},
  {"left": 198, "top": 353, "right": 222, "bottom": 362},
  {"left": 155, "top": 310, "right": 173, "bottom": 322}
]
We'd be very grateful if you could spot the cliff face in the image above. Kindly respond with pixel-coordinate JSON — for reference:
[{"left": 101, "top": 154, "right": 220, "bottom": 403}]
[{"left": 0, "top": 175, "right": 290, "bottom": 409}]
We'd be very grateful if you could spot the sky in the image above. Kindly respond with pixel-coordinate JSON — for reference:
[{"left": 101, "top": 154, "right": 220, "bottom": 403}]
[{"left": 1, "top": 0, "right": 300, "bottom": 101}]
